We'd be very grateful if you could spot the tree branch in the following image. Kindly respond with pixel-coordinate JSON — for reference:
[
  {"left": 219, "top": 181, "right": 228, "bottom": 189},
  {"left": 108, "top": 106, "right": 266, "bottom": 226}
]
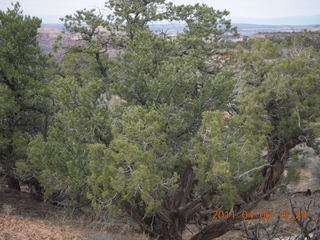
[{"left": 234, "top": 163, "right": 272, "bottom": 180}]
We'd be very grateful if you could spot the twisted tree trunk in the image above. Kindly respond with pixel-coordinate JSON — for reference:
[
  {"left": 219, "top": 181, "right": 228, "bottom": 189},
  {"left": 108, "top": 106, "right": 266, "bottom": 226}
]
[{"left": 122, "top": 137, "right": 305, "bottom": 240}]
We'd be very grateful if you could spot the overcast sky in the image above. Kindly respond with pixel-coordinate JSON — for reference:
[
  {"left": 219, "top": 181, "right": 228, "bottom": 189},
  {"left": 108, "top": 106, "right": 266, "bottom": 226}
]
[{"left": 1, "top": 0, "right": 320, "bottom": 24}]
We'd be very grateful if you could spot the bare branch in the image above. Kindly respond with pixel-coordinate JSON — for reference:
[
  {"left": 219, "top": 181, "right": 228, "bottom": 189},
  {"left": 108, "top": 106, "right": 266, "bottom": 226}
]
[{"left": 235, "top": 164, "right": 272, "bottom": 180}]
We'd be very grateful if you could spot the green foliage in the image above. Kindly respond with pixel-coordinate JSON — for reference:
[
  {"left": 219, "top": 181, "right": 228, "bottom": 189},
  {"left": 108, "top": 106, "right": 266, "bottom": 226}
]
[
  {"left": 60, "top": 8, "right": 118, "bottom": 80},
  {"left": 217, "top": 183, "right": 238, "bottom": 209},
  {"left": 236, "top": 44, "right": 320, "bottom": 143},
  {"left": 0, "top": 2, "right": 50, "bottom": 176},
  {"left": 18, "top": 72, "right": 112, "bottom": 203},
  {"left": 17, "top": 5, "right": 118, "bottom": 202},
  {"left": 88, "top": 106, "right": 179, "bottom": 215},
  {"left": 282, "top": 32, "right": 320, "bottom": 51},
  {"left": 3, "top": 1, "right": 320, "bottom": 239},
  {"left": 251, "top": 39, "right": 281, "bottom": 59},
  {"left": 107, "top": 0, "right": 166, "bottom": 39},
  {"left": 190, "top": 110, "right": 269, "bottom": 203},
  {"left": 167, "top": 3, "right": 236, "bottom": 40}
]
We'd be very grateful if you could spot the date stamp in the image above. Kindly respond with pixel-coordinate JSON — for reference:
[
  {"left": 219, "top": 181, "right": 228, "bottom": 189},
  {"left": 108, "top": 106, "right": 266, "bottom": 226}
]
[{"left": 211, "top": 209, "right": 310, "bottom": 220}]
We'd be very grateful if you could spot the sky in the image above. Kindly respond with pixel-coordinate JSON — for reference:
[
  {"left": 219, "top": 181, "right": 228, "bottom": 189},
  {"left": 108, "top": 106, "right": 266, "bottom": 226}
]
[{"left": 0, "top": 0, "right": 320, "bottom": 24}]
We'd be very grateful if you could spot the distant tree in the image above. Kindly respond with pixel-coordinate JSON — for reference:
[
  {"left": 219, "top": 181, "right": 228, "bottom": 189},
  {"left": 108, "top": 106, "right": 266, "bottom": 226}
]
[
  {"left": 251, "top": 39, "right": 281, "bottom": 59},
  {"left": 106, "top": 0, "right": 166, "bottom": 39},
  {"left": 0, "top": 2, "right": 50, "bottom": 191},
  {"left": 60, "top": 8, "right": 119, "bottom": 79}
]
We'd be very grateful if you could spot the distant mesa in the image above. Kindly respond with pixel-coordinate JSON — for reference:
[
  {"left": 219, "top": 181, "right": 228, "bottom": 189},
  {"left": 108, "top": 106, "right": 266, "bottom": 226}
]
[
  {"left": 231, "top": 14, "right": 320, "bottom": 26},
  {"left": 37, "top": 23, "right": 320, "bottom": 58}
]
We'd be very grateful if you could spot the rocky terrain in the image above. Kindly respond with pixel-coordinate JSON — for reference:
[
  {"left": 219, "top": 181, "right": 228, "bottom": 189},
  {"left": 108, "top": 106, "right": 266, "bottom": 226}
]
[
  {"left": 37, "top": 26, "right": 119, "bottom": 60},
  {"left": 37, "top": 26, "right": 84, "bottom": 60},
  {"left": 37, "top": 24, "right": 320, "bottom": 58}
]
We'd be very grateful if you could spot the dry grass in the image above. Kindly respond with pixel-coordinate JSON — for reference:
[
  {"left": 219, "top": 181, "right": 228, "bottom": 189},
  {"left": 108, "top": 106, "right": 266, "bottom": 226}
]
[
  {"left": 1, "top": 184, "right": 319, "bottom": 240},
  {"left": 0, "top": 188, "right": 145, "bottom": 240},
  {"left": 0, "top": 214, "right": 83, "bottom": 240},
  {"left": 2, "top": 204, "right": 15, "bottom": 215}
]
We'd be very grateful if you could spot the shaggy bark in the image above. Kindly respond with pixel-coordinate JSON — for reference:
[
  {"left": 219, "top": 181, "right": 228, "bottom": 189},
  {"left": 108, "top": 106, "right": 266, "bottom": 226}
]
[{"left": 262, "top": 136, "right": 302, "bottom": 198}]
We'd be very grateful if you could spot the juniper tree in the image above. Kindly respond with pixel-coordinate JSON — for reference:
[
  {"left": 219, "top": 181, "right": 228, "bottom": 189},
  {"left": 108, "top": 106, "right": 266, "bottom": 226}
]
[
  {"left": 87, "top": 3, "right": 320, "bottom": 240},
  {"left": 19, "top": 74, "right": 113, "bottom": 205},
  {"left": 0, "top": 3, "right": 50, "bottom": 190},
  {"left": 236, "top": 46, "right": 320, "bottom": 202},
  {"left": 17, "top": 6, "right": 116, "bottom": 205}
]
